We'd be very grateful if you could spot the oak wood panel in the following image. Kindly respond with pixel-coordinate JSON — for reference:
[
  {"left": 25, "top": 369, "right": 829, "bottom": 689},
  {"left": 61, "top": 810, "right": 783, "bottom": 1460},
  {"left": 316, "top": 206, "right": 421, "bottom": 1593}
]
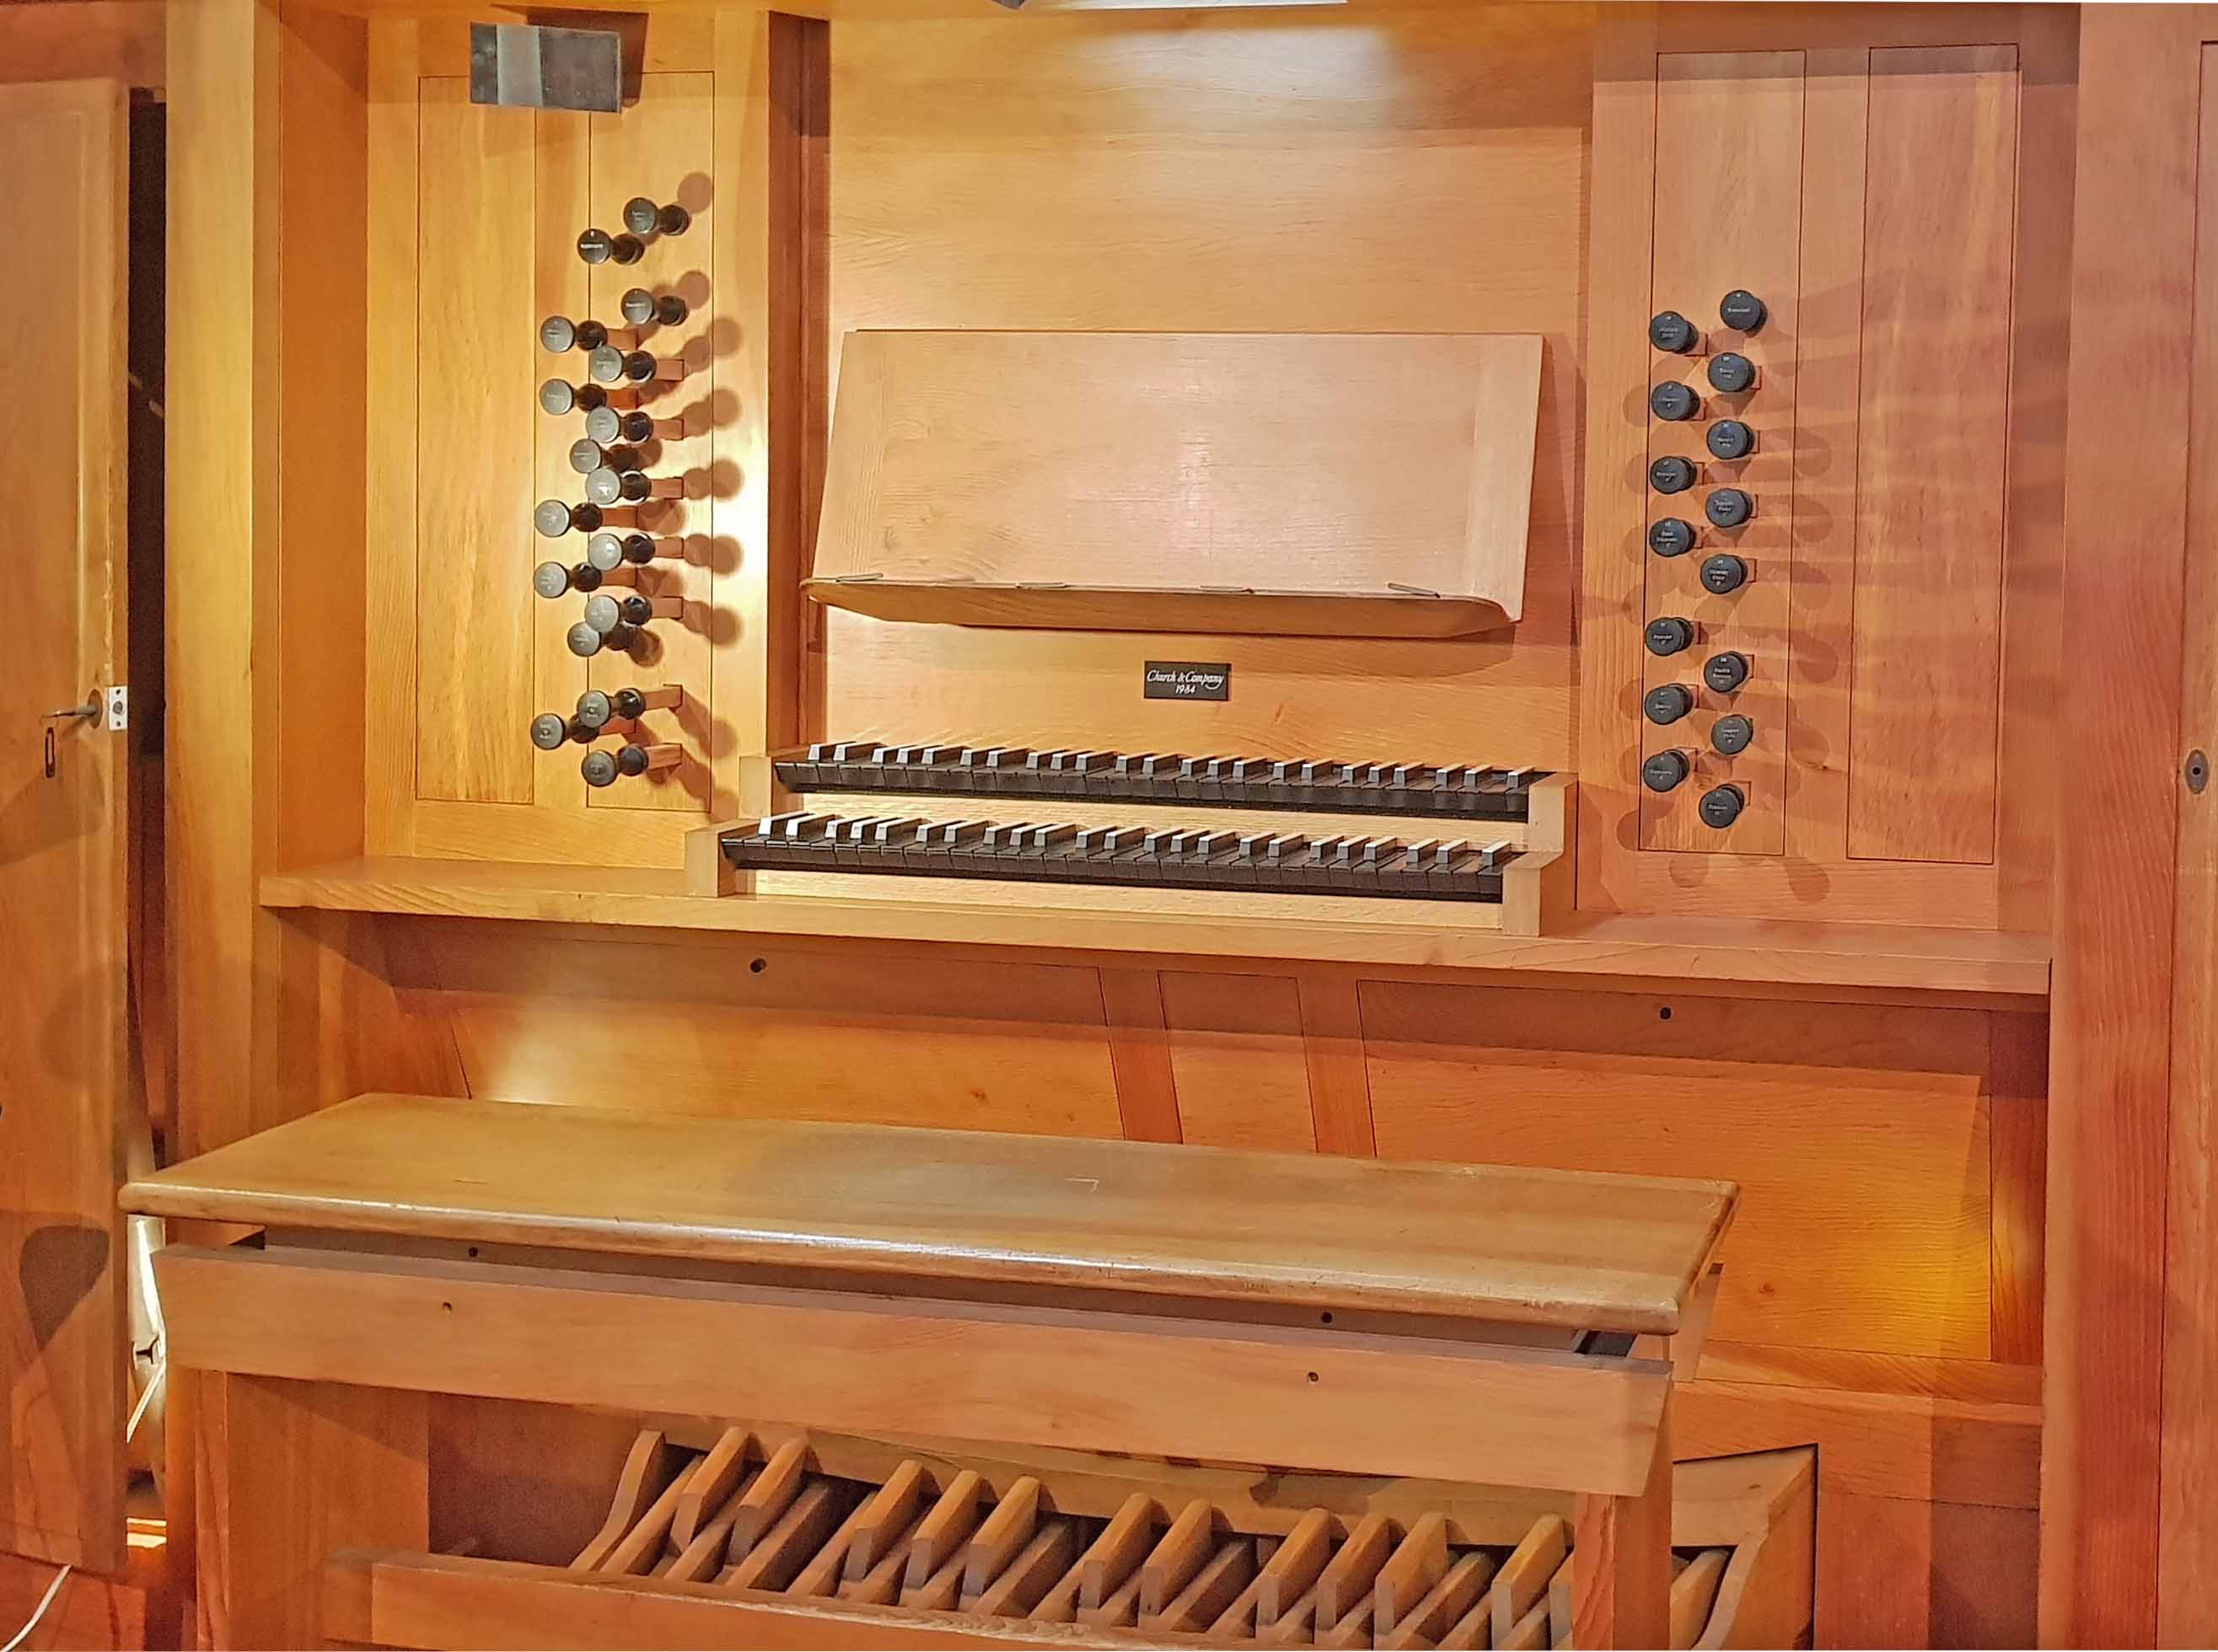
[
  {"left": 0, "top": 2, "right": 162, "bottom": 89},
  {"left": 0, "top": 74, "right": 128, "bottom": 1576},
  {"left": 812, "top": 330, "right": 1542, "bottom": 630},
  {"left": 0, "top": 1530, "right": 173, "bottom": 1652},
  {"left": 193, "top": 1373, "right": 427, "bottom": 1650},
  {"left": 1157, "top": 972, "right": 1314, "bottom": 1151},
  {"left": 2161, "top": 37, "right": 2218, "bottom": 1649},
  {"left": 1985, "top": 1011, "right": 2047, "bottom": 1366},
  {"left": 2044, "top": 7, "right": 2205, "bottom": 1644},
  {"left": 1361, "top": 984, "right": 1996, "bottom": 1357},
  {"left": 1844, "top": 46, "right": 2018, "bottom": 866},
  {"left": 1098, "top": 968, "right": 1183, "bottom": 1145},
  {"left": 155, "top": 1243, "right": 1677, "bottom": 1494},
  {"left": 412, "top": 78, "right": 534, "bottom": 804},
  {"left": 1297, "top": 974, "right": 1377, "bottom": 1158},
  {"left": 390, "top": 923, "right": 1125, "bottom": 1139},
  {"left": 584, "top": 73, "right": 716, "bottom": 815},
  {"left": 128, "top": 1094, "right": 1734, "bottom": 1333},
  {"left": 1814, "top": 1489, "right": 2037, "bottom": 1652},
  {"left": 1639, "top": 50, "right": 1802, "bottom": 856},
  {"left": 1673, "top": 1377, "right": 2038, "bottom": 1513},
  {"left": 276, "top": 2, "right": 369, "bottom": 872},
  {"left": 259, "top": 856, "right": 2055, "bottom": 1000},
  {"left": 824, "top": 3, "right": 1588, "bottom": 768},
  {"left": 1580, "top": 11, "right": 2070, "bottom": 927}
]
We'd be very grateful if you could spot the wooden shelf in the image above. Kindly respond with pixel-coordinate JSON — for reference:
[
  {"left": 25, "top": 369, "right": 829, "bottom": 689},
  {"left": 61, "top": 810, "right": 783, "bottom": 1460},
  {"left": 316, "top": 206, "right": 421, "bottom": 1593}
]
[
  {"left": 802, "top": 578, "right": 1512, "bottom": 639},
  {"left": 260, "top": 856, "right": 2051, "bottom": 1001},
  {"left": 809, "top": 330, "right": 1543, "bottom": 640}
]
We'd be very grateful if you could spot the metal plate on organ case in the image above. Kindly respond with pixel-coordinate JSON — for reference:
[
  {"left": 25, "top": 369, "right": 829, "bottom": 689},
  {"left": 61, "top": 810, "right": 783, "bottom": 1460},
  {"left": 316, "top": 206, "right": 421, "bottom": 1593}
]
[
  {"left": 1143, "top": 662, "right": 1231, "bottom": 702},
  {"left": 469, "top": 24, "right": 622, "bottom": 114}
]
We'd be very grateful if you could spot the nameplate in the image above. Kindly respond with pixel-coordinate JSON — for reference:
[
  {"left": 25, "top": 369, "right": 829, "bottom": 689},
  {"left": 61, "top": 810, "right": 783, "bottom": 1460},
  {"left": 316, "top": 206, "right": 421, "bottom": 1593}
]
[{"left": 1144, "top": 662, "right": 1231, "bottom": 702}]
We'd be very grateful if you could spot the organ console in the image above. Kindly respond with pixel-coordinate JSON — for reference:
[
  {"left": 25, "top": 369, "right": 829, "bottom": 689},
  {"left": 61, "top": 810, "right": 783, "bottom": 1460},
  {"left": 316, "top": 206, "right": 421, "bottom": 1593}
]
[{"left": 80, "top": 7, "right": 2173, "bottom": 1649}]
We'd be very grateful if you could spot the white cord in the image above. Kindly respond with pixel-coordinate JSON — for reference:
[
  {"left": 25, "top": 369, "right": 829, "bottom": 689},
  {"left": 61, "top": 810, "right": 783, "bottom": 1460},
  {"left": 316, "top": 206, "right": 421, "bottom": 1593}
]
[
  {"left": 126, "top": 1358, "right": 166, "bottom": 1440},
  {"left": 0, "top": 1563, "right": 71, "bottom": 1652}
]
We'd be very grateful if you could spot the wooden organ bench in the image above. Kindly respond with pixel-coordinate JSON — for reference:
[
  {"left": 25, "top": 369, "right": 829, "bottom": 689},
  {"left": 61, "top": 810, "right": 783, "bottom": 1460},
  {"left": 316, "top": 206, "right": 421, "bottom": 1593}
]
[{"left": 120, "top": 1096, "right": 1810, "bottom": 1649}]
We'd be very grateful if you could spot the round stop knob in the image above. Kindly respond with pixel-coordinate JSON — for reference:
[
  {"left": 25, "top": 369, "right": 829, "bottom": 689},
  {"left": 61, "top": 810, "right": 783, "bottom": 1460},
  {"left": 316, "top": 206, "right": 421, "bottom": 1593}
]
[
  {"left": 1700, "top": 554, "right": 1749, "bottom": 594},
  {"left": 1707, "top": 352, "right": 1757, "bottom": 394},
  {"left": 1703, "top": 651, "right": 1751, "bottom": 694},
  {"left": 1643, "top": 684, "right": 1694, "bottom": 726},
  {"left": 539, "top": 315, "right": 577, "bottom": 354},
  {"left": 1700, "top": 783, "right": 1748, "bottom": 828},
  {"left": 1711, "top": 714, "right": 1756, "bottom": 755},
  {"left": 529, "top": 712, "right": 570, "bottom": 752},
  {"left": 1649, "top": 456, "right": 1698, "bottom": 496},
  {"left": 1705, "top": 488, "right": 1753, "bottom": 529},
  {"left": 1645, "top": 616, "right": 1695, "bottom": 657},
  {"left": 1650, "top": 382, "right": 1700, "bottom": 421},
  {"left": 582, "top": 748, "right": 621, "bottom": 788},
  {"left": 1649, "top": 310, "right": 1699, "bottom": 354},
  {"left": 1641, "top": 750, "right": 1692, "bottom": 793},
  {"left": 1719, "top": 289, "right": 1769, "bottom": 334},
  {"left": 1705, "top": 419, "right": 1756, "bottom": 460},
  {"left": 1648, "top": 518, "right": 1696, "bottom": 558}
]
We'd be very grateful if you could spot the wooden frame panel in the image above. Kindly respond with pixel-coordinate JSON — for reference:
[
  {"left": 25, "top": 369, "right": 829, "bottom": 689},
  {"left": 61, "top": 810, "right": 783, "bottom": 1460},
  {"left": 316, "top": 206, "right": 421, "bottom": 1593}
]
[
  {"left": 1578, "top": 5, "right": 2070, "bottom": 926},
  {"left": 157, "top": 1243, "right": 1674, "bottom": 1497}
]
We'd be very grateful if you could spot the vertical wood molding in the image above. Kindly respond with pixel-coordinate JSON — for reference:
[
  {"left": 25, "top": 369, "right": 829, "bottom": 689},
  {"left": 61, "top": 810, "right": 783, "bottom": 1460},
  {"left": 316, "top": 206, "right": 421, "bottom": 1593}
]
[
  {"left": 168, "top": 0, "right": 280, "bottom": 1157},
  {"left": 2161, "top": 38, "right": 2218, "bottom": 1647},
  {"left": 1099, "top": 968, "right": 1182, "bottom": 1144},
  {"left": 1298, "top": 974, "right": 1375, "bottom": 1158},
  {"left": 2044, "top": 7, "right": 2210, "bottom": 1644}
]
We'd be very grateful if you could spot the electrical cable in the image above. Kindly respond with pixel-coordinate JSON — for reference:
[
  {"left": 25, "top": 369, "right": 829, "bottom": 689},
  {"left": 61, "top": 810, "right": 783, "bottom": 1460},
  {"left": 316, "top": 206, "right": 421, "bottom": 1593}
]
[{"left": 0, "top": 1563, "right": 72, "bottom": 1652}]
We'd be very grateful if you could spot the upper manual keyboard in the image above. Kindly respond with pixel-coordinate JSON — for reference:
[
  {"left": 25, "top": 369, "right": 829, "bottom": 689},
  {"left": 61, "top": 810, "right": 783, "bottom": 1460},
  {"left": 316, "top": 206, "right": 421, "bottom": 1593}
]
[{"left": 775, "top": 743, "right": 1544, "bottom": 821}]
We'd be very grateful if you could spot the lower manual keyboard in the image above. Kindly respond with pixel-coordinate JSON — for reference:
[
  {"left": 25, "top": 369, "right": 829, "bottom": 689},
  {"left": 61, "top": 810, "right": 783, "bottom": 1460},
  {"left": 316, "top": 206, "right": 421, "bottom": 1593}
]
[{"left": 720, "top": 812, "right": 1520, "bottom": 902}]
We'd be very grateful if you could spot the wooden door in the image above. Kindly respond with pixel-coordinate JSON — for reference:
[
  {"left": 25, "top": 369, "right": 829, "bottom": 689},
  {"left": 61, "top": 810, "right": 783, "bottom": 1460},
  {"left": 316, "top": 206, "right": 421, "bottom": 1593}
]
[{"left": 0, "top": 78, "right": 129, "bottom": 1574}]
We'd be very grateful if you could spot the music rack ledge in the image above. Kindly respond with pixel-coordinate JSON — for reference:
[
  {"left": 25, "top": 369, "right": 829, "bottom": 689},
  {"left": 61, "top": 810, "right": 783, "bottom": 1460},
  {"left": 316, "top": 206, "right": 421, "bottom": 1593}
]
[
  {"left": 803, "top": 330, "right": 1543, "bottom": 640},
  {"left": 256, "top": 857, "right": 2052, "bottom": 1001}
]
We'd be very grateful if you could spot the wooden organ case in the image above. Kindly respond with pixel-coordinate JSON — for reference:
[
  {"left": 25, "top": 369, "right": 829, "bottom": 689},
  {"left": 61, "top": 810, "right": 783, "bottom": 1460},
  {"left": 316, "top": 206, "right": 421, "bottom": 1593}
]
[{"left": 91, "top": 0, "right": 2218, "bottom": 1647}]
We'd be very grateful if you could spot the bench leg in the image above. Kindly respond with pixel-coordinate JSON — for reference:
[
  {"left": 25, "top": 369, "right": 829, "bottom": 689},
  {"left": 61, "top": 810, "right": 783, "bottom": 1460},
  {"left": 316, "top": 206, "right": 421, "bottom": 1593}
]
[{"left": 1571, "top": 1401, "right": 1672, "bottom": 1648}]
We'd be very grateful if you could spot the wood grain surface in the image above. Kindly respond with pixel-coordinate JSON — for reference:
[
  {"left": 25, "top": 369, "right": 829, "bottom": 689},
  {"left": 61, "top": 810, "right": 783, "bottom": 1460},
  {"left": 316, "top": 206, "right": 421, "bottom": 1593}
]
[{"left": 124, "top": 1093, "right": 1736, "bottom": 1333}]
